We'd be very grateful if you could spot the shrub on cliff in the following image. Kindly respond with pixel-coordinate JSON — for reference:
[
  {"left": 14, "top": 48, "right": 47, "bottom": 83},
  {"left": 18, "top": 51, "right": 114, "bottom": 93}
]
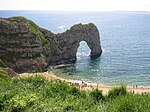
[
  {"left": 0, "top": 67, "right": 10, "bottom": 80},
  {"left": 90, "top": 88, "right": 105, "bottom": 102},
  {"left": 107, "top": 85, "right": 128, "bottom": 99}
]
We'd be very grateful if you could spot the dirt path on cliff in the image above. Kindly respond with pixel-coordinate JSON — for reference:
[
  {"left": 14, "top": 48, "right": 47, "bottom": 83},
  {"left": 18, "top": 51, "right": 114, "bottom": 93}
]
[{"left": 19, "top": 71, "right": 150, "bottom": 94}]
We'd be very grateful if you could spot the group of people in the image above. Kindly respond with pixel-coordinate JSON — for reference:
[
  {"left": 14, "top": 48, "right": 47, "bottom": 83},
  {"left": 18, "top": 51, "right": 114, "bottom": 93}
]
[
  {"left": 67, "top": 80, "right": 90, "bottom": 89},
  {"left": 133, "top": 85, "right": 138, "bottom": 88}
]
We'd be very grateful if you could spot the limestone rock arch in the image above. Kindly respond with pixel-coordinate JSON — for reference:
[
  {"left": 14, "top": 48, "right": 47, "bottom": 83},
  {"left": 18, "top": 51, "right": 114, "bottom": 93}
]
[{"left": 50, "top": 23, "right": 102, "bottom": 64}]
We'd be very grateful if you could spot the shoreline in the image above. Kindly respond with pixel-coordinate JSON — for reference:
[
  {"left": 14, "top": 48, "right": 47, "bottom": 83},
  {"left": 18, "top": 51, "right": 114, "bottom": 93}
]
[{"left": 19, "top": 71, "right": 150, "bottom": 94}]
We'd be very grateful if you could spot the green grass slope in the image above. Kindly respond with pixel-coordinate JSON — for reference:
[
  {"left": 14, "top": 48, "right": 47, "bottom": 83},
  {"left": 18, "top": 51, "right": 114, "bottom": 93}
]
[{"left": 0, "top": 74, "right": 150, "bottom": 112}]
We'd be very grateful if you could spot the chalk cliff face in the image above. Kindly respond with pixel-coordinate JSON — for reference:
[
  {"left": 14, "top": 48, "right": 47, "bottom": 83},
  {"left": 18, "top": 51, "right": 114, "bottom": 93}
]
[{"left": 0, "top": 16, "right": 102, "bottom": 73}]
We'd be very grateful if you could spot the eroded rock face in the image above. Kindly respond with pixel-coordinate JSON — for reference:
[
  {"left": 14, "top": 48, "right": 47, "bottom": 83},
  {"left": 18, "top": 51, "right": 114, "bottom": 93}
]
[
  {"left": 0, "top": 16, "right": 102, "bottom": 73},
  {"left": 0, "top": 17, "right": 48, "bottom": 73},
  {"left": 48, "top": 23, "right": 102, "bottom": 65}
]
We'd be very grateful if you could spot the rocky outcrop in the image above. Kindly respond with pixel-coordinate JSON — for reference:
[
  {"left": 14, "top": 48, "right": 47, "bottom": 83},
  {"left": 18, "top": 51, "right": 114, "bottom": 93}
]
[
  {"left": 0, "top": 16, "right": 102, "bottom": 73},
  {"left": 0, "top": 17, "right": 48, "bottom": 73}
]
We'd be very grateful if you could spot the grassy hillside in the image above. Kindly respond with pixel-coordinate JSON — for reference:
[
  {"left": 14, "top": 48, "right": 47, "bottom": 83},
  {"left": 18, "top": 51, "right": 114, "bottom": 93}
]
[{"left": 0, "top": 73, "right": 150, "bottom": 112}]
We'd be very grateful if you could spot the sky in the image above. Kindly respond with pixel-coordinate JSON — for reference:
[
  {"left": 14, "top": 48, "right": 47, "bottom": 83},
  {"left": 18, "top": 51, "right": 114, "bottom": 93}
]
[{"left": 0, "top": 0, "right": 150, "bottom": 12}]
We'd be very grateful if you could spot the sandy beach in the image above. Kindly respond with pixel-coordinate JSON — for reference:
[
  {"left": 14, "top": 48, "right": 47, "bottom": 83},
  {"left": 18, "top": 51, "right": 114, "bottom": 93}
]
[{"left": 19, "top": 71, "right": 150, "bottom": 94}]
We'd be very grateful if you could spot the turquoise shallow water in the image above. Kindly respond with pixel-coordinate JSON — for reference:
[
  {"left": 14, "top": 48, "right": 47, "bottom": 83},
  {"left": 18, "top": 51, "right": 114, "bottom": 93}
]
[{"left": 1, "top": 10, "right": 150, "bottom": 86}]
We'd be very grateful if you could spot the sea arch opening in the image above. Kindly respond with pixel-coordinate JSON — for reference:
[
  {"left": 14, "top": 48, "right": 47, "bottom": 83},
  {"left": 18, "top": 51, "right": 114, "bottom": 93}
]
[{"left": 76, "top": 41, "right": 91, "bottom": 61}]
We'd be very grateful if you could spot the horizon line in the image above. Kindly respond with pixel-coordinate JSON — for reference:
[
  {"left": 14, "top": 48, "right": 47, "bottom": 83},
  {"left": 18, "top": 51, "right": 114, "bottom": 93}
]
[{"left": 0, "top": 9, "right": 150, "bottom": 13}]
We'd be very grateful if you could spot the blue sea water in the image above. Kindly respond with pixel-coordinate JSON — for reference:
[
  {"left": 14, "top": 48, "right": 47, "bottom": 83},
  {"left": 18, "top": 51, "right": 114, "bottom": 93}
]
[{"left": 0, "top": 10, "right": 150, "bottom": 86}]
